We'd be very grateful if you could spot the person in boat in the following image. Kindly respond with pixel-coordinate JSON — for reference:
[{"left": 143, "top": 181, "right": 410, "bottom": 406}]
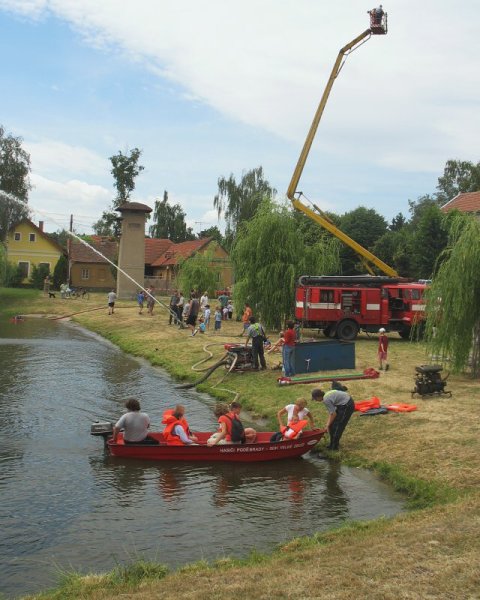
[
  {"left": 162, "top": 405, "right": 198, "bottom": 445},
  {"left": 112, "top": 398, "right": 159, "bottom": 445},
  {"left": 162, "top": 404, "right": 198, "bottom": 446},
  {"left": 207, "top": 402, "right": 257, "bottom": 446},
  {"left": 311, "top": 388, "right": 355, "bottom": 451},
  {"left": 277, "top": 397, "right": 315, "bottom": 431},
  {"left": 281, "top": 414, "right": 310, "bottom": 440}
]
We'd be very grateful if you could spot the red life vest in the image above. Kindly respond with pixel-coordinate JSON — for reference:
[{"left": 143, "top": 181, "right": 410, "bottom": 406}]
[
  {"left": 281, "top": 419, "right": 309, "bottom": 440},
  {"left": 386, "top": 403, "right": 417, "bottom": 413},
  {"left": 354, "top": 397, "right": 381, "bottom": 413},
  {"left": 163, "top": 415, "right": 186, "bottom": 445}
]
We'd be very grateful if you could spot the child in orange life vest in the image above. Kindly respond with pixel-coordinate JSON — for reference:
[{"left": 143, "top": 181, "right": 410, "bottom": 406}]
[
  {"left": 162, "top": 405, "right": 198, "bottom": 445},
  {"left": 281, "top": 414, "right": 309, "bottom": 440}
]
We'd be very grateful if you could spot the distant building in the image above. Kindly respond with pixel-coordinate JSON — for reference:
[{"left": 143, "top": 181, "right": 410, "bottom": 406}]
[
  {"left": 69, "top": 235, "right": 232, "bottom": 293},
  {"left": 440, "top": 191, "right": 480, "bottom": 216},
  {"left": 69, "top": 236, "right": 118, "bottom": 290},
  {"left": 6, "top": 219, "right": 64, "bottom": 283}
]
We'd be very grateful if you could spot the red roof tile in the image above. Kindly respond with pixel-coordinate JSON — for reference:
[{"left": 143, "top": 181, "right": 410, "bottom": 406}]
[
  {"left": 70, "top": 237, "right": 118, "bottom": 264},
  {"left": 151, "top": 238, "right": 212, "bottom": 267},
  {"left": 441, "top": 191, "right": 480, "bottom": 213},
  {"left": 145, "top": 238, "right": 174, "bottom": 265}
]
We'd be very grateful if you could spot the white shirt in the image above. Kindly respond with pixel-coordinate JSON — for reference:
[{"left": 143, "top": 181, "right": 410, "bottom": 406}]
[
  {"left": 115, "top": 411, "right": 150, "bottom": 442},
  {"left": 285, "top": 404, "right": 310, "bottom": 423},
  {"left": 108, "top": 291, "right": 117, "bottom": 303},
  {"left": 200, "top": 294, "right": 208, "bottom": 308},
  {"left": 204, "top": 308, "right": 211, "bottom": 320}
]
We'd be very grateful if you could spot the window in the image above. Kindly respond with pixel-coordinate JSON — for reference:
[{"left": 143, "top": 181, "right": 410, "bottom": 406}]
[
  {"left": 18, "top": 262, "right": 29, "bottom": 278},
  {"left": 81, "top": 269, "right": 90, "bottom": 280},
  {"left": 411, "top": 289, "right": 421, "bottom": 300},
  {"left": 14, "top": 232, "right": 21, "bottom": 241},
  {"left": 38, "top": 262, "right": 50, "bottom": 271},
  {"left": 320, "top": 290, "right": 335, "bottom": 303},
  {"left": 29, "top": 233, "right": 36, "bottom": 242}
]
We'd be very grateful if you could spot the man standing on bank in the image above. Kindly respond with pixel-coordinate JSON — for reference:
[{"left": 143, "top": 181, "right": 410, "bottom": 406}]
[
  {"left": 245, "top": 316, "right": 267, "bottom": 370},
  {"left": 311, "top": 388, "right": 355, "bottom": 451}
]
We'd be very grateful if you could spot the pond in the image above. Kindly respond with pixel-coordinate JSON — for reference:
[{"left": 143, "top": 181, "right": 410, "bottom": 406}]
[{"left": 0, "top": 318, "right": 404, "bottom": 598}]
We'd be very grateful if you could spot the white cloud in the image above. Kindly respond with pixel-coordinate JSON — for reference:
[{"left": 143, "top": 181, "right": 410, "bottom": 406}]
[
  {"left": 2, "top": 0, "right": 478, "bottom": 177},
  {"left": 29, "top": 173, "right": 111, "bottom": 231}
]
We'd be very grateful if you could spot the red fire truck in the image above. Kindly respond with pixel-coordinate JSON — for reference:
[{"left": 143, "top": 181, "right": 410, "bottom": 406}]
[{"left": 295, "top": 276, "right": 426, "bottom": 340}]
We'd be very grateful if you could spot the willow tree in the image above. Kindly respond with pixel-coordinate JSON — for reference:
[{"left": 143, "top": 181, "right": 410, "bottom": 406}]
[
  {"left": 176, "top": 244, "right": 222, "bottom": 297},
  {"left": 232, "top": 200, "right": 340, "bottom": 329},
  {"left": 424, "top": 214, "right": 480, "bottom": 377}
]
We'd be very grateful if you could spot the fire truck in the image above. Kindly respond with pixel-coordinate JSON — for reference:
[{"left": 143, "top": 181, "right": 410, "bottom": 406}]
[
  {"left": 284, "top": 10, "right": 428, "bottom": 339},
  {"left": 295, "top": 275, "right": 426, "bottom": 340}
]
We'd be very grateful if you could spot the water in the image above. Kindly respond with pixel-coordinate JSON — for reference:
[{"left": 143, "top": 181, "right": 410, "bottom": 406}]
[{"left": 0, "top": 318, "right": 404, "bottom": 598}]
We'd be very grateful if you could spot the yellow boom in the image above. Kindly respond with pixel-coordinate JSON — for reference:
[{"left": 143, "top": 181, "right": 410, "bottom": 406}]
[{"left": 287, "top": 11, "right": 398, "bottom": 278}]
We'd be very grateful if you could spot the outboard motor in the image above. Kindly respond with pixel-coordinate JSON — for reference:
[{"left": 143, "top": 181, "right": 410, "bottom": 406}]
[{"left": 90, "top": 421, "right": 114, "bottom": 448}]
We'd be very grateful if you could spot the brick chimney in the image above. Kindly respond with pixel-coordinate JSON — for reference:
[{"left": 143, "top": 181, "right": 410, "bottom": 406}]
[{"left": 38, "top": 221, "right": 44, "bottom": 232}]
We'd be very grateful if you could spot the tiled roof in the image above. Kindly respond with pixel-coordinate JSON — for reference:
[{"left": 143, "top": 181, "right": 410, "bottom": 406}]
[
  {"left": 151, "top": 238, "right": 212, "bottom": 267},
  {"left": 440, "top": 191, "right": 480, "bottom": 213},
  {"left": 70, "top": 237, "right": 118, "bottom": 264},
  {"left": 145, "top": 238, "right": 173, "bottom": 265}
]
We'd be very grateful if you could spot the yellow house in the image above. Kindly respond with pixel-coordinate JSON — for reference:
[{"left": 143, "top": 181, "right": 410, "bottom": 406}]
[{"left": 6, "top": 219, "right": 64, "bottom": 283}]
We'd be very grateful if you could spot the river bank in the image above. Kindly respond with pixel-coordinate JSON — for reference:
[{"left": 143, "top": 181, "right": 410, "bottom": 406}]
[{"left": 2, "top": 289, "right": 480, "bottom": 599}]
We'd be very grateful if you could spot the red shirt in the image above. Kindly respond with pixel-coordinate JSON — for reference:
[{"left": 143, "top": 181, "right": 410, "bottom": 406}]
[
  {"left": 284, "top": 328, "right": 296, "bottom": 347},
  {"left": 378, "top": 334, "right": 389, "bottom": 352}
]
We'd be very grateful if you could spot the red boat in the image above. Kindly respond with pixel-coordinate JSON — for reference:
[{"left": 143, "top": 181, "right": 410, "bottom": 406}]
[{"left": 100, "top": 429, "right": 325, "bottom": 463}]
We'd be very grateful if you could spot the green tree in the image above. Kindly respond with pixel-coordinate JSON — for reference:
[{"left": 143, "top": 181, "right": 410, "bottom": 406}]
[
  {"left": 0, "top": 125, "right": 31, "bottom": 242},
  {"left": 30, "top": 263, "right": 51, "bottom": 289},
  {"left": 338, "top": 206, "right": 388, "bottom": 274},
  {"left": 232, "top": 201, "right": 340, "bottom": 329},
  {"left": 424, "top": 214, "right": 480, "bottom": 376},
  {"left": 149, "top": 191, "right": 195, "bottom": 242},
  {"left": 176, "top": 244, "right": 222, "bottom": 297},
  {"left": 390, "top": 212, "right": 406, "bottom": 231},
  {"left": 53, "top": 254, "right": 68, "bottom": 289},
  {"left": 197, "top": 225, "right": 224, "bottom": 245},
  {"left": 47, "top": 229, "right": 70, "bottom": 250},
  {"left": 410, "top": 204, "right": 449, "bottom": 279},
  {"left": 214, "top": 166, "right": 276, "bottom": 249},
  {"left": 93, "top": 148, "right": 145, "bottom": 237},
  {"left": 435, "top": 159, "right": 480, "bottom": 206}
]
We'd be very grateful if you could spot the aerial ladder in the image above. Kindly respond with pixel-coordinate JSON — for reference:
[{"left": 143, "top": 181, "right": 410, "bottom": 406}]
[{"left": 286, "top": 8, "right": 399, "bottom": 278}]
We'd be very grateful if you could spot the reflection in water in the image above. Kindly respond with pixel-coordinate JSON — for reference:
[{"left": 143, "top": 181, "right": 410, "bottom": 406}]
[{"left": 0, "top": 319, "right": 404, "bottom": 599}]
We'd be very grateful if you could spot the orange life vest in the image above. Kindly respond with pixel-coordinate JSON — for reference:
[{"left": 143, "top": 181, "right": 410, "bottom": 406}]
[
  {"left": 163, "top": 415, "right": 186, "bottom": 445},
  {"left": 281, "top": 419, "right": 309, "bottom": 440},
  {"left": 386, "top": 403, "right": 417, "bottom": 413},
  {"left": 162, "top": 409, "right": 190, "bottom": 435},
  {"left": 354, "top": 397, "right": 381, "bottom": 413}
]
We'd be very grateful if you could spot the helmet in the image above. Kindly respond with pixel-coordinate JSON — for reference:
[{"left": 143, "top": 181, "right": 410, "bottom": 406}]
[{"left": 379, "top": 328, "right": 386, "bottom": 333}]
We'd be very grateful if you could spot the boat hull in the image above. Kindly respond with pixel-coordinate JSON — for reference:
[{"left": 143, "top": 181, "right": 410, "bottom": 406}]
[{"left": 107, "top": 430, "right": 325, "bottom": 462}]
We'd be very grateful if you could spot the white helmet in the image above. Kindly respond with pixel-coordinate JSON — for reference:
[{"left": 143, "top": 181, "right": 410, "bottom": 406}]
[{"left": 379, "top": 328, "right": 386, "bottom": 333}]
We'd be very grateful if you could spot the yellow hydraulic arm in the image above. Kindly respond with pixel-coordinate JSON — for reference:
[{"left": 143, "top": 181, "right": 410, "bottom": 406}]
[{"left": 287, "top": 12, "right": 399, "bottom": 278}]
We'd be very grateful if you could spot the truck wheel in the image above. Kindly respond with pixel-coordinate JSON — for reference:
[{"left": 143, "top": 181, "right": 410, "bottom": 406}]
[
  {"left": 399, "top": 327, "right": 411, "bottom": 340},
  {"left": 323, "top": 325, "right": 334, "bottom": 338},
  {"left": 336, "top": 320, "right": 359, "bottom": 341}
]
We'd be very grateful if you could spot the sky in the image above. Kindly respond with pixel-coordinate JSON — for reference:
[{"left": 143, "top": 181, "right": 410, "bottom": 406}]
[{"left": 0, "top": 0, "right": 478, "bottom": 235}]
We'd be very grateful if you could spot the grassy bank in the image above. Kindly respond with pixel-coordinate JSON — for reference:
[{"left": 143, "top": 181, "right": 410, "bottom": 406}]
[{"left": 2, "top": 289, "right": 480, "bottom": 599}]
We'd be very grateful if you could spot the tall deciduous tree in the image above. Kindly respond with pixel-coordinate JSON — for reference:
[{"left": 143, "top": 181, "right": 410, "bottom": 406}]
[
  {"left": 435, "top": 159, "right": 480, "bottom": 206},
  {"left": 214, "top": 166, "right": 276, "bottom": 249},
  {"left": 0, "top": 125, "right": 31, "bottom": 242},
  {"left": 338, "top": 206, "right": 388, "bottom": 274},
  {"left": 93, "top": 148, "right": 144, "bottom": 237},
  {"left": 425, "top": 215, "right": 480, "bottom": 376},
  {"left": 232, "top": 201, "right": 340, "bottom": 329},
  {"left": 197, "top": 225, "right": 223, "bottom": 245},
  {"left": 176, "top": 245, "right": 222, "bottom": 297},
  {"left": 149, "top": 191, "right": 195, "bottom": 242}
]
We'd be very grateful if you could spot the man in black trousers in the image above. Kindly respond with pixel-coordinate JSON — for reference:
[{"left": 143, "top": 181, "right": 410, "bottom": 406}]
[{"left": 311, "top": 388, "right": 355, "bottom": 450}]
